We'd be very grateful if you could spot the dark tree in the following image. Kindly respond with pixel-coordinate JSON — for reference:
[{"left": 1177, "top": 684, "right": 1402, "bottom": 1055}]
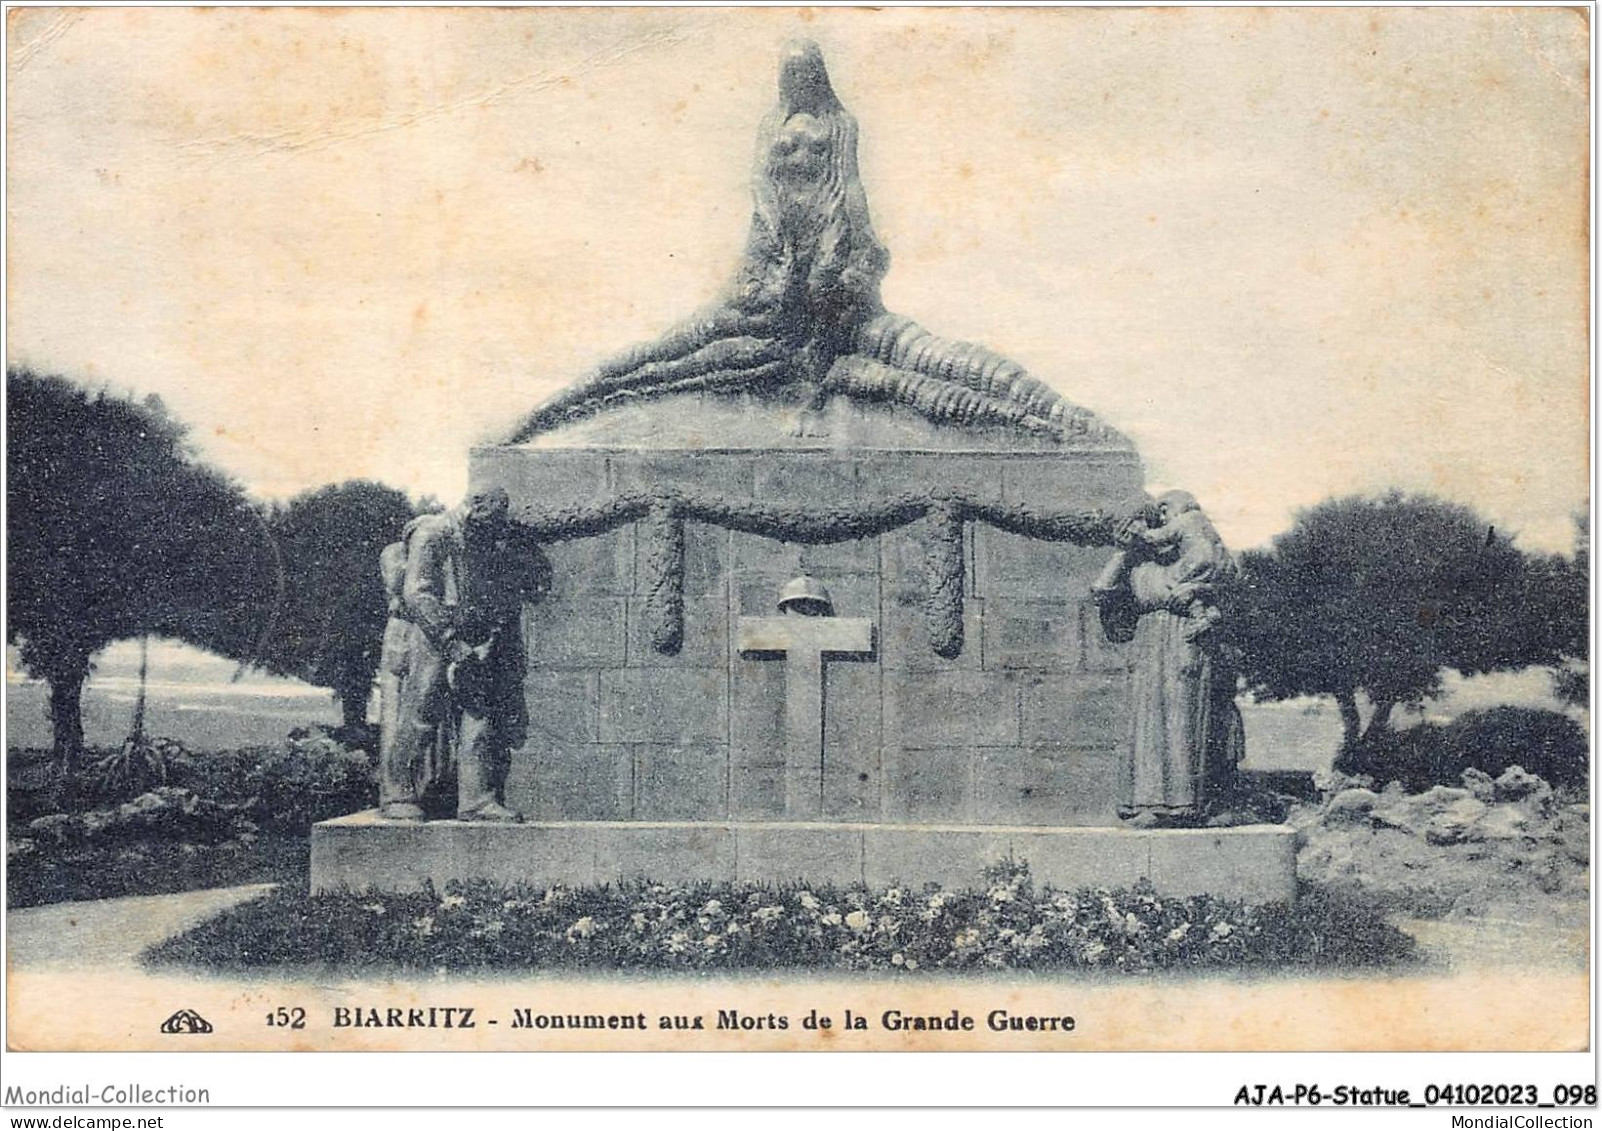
[
  {"left": 7, "top": 369, "right": 275, "bottom": 773},
  {"left": 1227, "top": 491, "right": 1563, "bottom": 747},
  {"left": 260, "top": 482, "right": 419, "bottom": 733},
  {"left": 1524, "top": 512, "right": 1589, "bottom": 707}
]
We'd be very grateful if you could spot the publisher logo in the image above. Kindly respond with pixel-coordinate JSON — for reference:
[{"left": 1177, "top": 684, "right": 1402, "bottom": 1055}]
[{"left": 159, "top": 1009, "right": 214, "bottom": 1035}]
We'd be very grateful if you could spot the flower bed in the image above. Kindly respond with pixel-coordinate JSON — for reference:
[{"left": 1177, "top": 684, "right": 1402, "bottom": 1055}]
[{"left": 143, "top": 861, "right": 1417, "bottom": 974}]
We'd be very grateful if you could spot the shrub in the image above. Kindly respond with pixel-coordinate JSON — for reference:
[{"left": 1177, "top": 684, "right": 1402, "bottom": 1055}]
[
  {"left": 1445, "top": 707, "right": 1588, "bottom": 790},
  {"left": 1335, "top": 707, "right": 1589, "bottom": 793},
  {"left": 238, "top": 731, "right": 375, "bottom": 831},
  {"left": 164, "top": 729, "right": 376, "bottom": 831},
  {"left": 9, "top": 731, "right": 374, "bottom": 909},
  {"left": 1335, "top": 725, "right": 1452, "bottom": 792},
  {"left": 88, "top": 736, "right": 189, "bottom": 800}
]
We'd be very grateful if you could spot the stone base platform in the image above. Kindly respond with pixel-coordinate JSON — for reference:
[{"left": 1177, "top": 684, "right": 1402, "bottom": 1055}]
[{"left": 311, "top": 813, "right": 1299, "bottom": 905}]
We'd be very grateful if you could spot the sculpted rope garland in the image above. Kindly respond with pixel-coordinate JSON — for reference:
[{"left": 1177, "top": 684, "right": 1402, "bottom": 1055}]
[{"left": 513, "top": 489, "right": 1121, "bottom": 659}]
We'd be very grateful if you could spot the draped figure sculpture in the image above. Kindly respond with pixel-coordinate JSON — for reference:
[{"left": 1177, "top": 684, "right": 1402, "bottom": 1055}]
[
  {"left": 1092, "top": 491, "right": 1245, "bottom": 827},
  {"left": 508, "top": 40, "right": 1113, "bottom": 444}
]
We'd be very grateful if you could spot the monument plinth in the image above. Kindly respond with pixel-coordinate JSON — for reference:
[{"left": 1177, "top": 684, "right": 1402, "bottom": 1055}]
[{"left": 311, "top": 41, "right": 1296, "bottom": 903}]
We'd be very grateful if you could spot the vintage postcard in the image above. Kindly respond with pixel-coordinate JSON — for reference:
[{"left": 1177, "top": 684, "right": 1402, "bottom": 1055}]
[{"left": 3, "top": 2, "right": 1593, "bottom": 1108}]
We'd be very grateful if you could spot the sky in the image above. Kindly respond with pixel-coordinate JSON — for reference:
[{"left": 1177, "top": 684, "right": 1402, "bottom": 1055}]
[{"left": 6, "top": 6, "right": 1590, "bottom": 552}]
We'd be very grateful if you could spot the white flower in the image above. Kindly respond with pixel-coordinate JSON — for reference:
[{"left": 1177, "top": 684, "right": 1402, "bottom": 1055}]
[
  {"left": 754, "top": 905, "right": 785, "bottom": 924},
  {"left": 1167, "top": 923, "right": 1190, "bottom": 943},
  {"left": 702, "top": 934, "right": 722, "bottom": 950},
  {"left": 412, "top": 916, "right": 435, "bottom": 936},
  {"left": 1083, "top": 941, "right": 1107, "bottom": 964},
  {"left": 821, "top": 911, "right": 843, "bottom": 927},
  {"left": 630, "top": 912, "right": 648, "bottom": 931},
  {"left": 666, "top": 931, "right": 689, "bottom": 954},
  {"left": 891, "top": 952, "right": 905, "bottom": 966},
  {"left": 797, "top": 892, "right": 821, "bottom": 911},
  {"left": 1210, "top": 921, "right": 1234, "bottom": 940},
  {"left": 844, "top": 910, "right": 871, "bottom": 933},
  {"left": 439, "top": 894, "right": 467, "bottom": 911},
  {"left": 360, "top": 902, "right": 386, "bottom": 916},
  {"left": 988, "top": 884, "right": 1015, "bottom": 903},
  {"left": 953, "top": 928, "right": 980, "bottom": 949},
  {"left": 1122, "top": 912, "right": 1145, "bottom": 938},
  {"left": 567, "top": 915, "right": 597, "bottom": 940},
  {"left": 700, "top": 899, "right": 724, "bottom": 916},
  {"left": 905, "top": 958, "right": 919, "bottom": 971},
  {"left": 502, "top": 899, "right": 524, "bottom": 912}
]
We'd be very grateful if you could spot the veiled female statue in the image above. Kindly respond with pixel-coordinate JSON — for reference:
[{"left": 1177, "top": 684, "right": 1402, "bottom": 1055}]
[
  {"left": 508, "top": 40, "right": 1110, "bottom": 444},
  {"left": 1092, "top": 491, "right": 1244, "bottom": 826}
]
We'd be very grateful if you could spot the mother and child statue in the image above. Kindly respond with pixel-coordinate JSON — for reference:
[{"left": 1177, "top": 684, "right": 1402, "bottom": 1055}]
[
  {"left": 367, "top": 40, "right": 1243, "bottom": 828},
  {"left": 369, "top": 487, "right": 1244, "bottom": 829}
]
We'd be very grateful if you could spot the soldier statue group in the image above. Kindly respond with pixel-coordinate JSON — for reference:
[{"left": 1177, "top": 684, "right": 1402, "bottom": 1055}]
[
  {"left": 375, "top": 486, "right": 548, "bottom": 822},
  {"left": 373, "top": 486, "right": 1238, "bottom": 826}
]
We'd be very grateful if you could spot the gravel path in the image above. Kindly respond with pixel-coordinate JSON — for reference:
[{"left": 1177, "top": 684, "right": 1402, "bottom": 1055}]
[{"left": 6, "top": 883, "right": 275, "bottom": 970}]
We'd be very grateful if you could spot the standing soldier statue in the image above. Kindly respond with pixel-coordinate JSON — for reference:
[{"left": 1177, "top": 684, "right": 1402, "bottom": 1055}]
[{"left": 376, "top": 486, "right": 550, "bottom": 822}]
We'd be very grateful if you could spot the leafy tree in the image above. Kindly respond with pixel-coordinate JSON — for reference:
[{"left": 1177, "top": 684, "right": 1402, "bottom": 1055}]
[
  {"left": 7, "top": 369, "right": 276, "bottom": 774},
  {"left": 1227, "top": 491, "right": 1563, "bottom": 747},
  {"left": 259, "top": 481, "right": 420, "bottom": 733},
  {"left": 1525, "top": 512, "right": 1589, "bottom": 707}
]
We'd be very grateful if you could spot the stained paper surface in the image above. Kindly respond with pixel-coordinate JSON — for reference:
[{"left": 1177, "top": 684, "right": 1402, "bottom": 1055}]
[{"left": 5, "top": 6, "right": 1589, "bottom": 1058}]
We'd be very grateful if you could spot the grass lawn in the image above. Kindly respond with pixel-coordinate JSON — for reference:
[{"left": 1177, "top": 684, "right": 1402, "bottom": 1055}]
[{"left": 7, "top": 833, "right": 308, "bottom": 910}]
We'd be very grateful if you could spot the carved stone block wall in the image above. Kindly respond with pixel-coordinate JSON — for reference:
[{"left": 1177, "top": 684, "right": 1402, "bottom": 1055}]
[{"left": 473, "top": 444, "right": 1144, "bottom": 828}]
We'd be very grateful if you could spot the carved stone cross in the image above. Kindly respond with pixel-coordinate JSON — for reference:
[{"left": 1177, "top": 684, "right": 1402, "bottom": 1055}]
[{"left": 738, "top": 614, "right": 874, "bottom": 819}]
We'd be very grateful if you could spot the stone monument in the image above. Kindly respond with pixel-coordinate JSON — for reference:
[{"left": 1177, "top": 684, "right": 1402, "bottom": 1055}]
[{"left": 312, "top": 40, "right": 1296, "bottom": 903}]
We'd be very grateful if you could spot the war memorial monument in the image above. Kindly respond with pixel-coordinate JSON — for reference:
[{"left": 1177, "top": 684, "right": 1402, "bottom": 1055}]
[{"left": 310, "top": 41, "right": 1297, "bottom": 904}]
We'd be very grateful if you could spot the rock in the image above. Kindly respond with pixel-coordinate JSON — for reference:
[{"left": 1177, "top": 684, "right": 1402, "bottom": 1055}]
[
  {"left": 79, "top": 810, "right": 113, "bottom": 838},
  {"left": 119, "top": 792, "right": 169, "bottom": 818},
  {"left": 1325, "top": 788, "right": 1382, "bottom": 824},
  {"left": 1559, "top": 809, "right": 1591, "bottom": 864},
  {"left": 27, "top": 813, "right": 72, "bottom": 836},
  {"left": 1314, "top": 768, "right": 1374, "bottom": 794},
  {"left": 1533, "top": 857, "right": 1567, "bottom": 894},
  {"left": 1460, "top": 767, "right": 1496, "bottom": 802},
  {"left": 1416, "top": 785, "right": 1472, "bottom": 813},
  {"left": 1370, "top": 800, "right": 1420, "bottom": 834},
  {"left": 1424, "top": 797, "right": 1490, "bottom": 845},
  {"left": 1471, "top": 805, "right": 1528, "bottom": 841},
  {"left": 1493, "top": 765, "right": 1549, "bottom": 802}
]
